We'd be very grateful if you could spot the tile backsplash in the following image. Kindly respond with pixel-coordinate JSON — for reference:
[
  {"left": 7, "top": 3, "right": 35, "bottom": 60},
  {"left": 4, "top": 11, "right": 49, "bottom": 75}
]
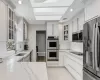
[{"left": 71, "top": 42, "right": 83, "bottom": 53}]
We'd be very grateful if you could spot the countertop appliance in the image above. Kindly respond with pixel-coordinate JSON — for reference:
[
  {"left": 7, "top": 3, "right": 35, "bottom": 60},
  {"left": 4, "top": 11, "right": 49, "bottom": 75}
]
[
  {"left": 24, "top": 45, "right": 28, "bottom": 50},
  {"left": 47, "top": 36, "right": 59, "bottom": 61},
  {"left": 83, "top": 17, "right": 100, "bottom": 80}
]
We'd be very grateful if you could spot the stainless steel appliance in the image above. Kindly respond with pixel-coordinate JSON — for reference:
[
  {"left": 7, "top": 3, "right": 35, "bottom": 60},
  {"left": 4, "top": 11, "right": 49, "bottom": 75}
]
[
  {"left": 47, "top": 36, "right": 59, "bottom": 61},
  {"left": 83, "top": 17, "right": 100, "bottom": 80},
  {"left": 47, "top": 50, "right": 58, "bottom": 60},
  {"left": 47, "top": 38, "right": 59, "bottom": 50}
]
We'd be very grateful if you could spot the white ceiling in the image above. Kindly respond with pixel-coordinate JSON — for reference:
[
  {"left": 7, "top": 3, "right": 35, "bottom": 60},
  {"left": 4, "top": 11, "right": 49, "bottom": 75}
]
[
  {"left": 10, "top": 0, "right": 74, "bottom": 24},
  {"left": 60, "top": 0, "right": 93, "bottom": 23},
  {"left": 30, "top": 0, "right": 74, "bottom": 20}
]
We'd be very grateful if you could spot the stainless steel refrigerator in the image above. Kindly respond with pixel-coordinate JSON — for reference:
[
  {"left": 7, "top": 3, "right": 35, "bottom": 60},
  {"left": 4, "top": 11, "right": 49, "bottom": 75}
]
[{"left": 83, "top": 17, "right": 100, "bottom": 80}]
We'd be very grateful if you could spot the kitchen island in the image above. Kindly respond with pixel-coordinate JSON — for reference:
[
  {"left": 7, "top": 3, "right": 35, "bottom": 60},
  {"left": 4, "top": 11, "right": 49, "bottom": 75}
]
[{"left": 0, "top": 62, "right": 48, "bottom": 80}]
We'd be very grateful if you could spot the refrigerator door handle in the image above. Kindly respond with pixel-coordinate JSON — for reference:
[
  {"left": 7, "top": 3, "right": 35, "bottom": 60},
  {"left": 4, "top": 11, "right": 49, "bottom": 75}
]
[
  {"left": 95, "top": 22, "right": 100, "bottom": 71},
  {"left": 92, "top": 23, "right": 96, "bottom": 69}
]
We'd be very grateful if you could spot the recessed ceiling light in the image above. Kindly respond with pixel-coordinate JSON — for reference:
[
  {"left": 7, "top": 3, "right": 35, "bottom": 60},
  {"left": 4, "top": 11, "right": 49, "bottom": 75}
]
[
  {"left": 18, "top": 0, "right": 22, "bottom": 4},
  {"left": 70, "top": 8, "right": 73, "bottom": 12}
]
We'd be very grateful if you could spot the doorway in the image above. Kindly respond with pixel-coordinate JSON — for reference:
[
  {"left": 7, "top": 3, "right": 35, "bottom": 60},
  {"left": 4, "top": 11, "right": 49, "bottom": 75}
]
[{"left": 36, "top": 31, "right": 46, "bottom": 62}]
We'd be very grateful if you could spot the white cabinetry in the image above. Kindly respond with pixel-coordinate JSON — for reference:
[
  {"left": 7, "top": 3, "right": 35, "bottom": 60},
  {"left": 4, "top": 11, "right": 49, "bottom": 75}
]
[
  {"left": 72, "top": 11, "right": 85, "bottom": 33},
  {"left": 16, "top": 18, "right": 28, "bottom": 42},
  {"left": 0, "top": 0, "right": 7, "bottom": 41},
  {"left": 64, "top": 53, "right": 83, "bottom": 80},
  {"left": 47, "top": 22, "right": 59, "bottom": 36},
  {"left": 59, "top": 51, "right": 66, "bottom": 66},
  {"left": 72, "top": 19, "right": 78, "bottom": 33}
]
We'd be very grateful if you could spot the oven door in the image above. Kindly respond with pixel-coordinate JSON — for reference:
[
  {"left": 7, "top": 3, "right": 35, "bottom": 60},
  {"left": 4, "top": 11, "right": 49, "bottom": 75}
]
[
  {"left": 47, "top": 40, "right": 59, "bottom": 49},
  {"left": 83, "top": 19, "right": 96, "bottom": 74},
  {"left": 47, "top": 50, "right": 58, "bottom": 61}
]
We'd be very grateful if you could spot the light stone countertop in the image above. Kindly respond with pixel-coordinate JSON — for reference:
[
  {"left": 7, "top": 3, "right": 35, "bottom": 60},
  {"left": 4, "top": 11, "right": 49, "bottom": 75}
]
[
  {"left": 0, "top": 62, "right": 48, "bottom": 80},
  {"left": 3, "top": 50, "right": 33, "bottom": 63}
]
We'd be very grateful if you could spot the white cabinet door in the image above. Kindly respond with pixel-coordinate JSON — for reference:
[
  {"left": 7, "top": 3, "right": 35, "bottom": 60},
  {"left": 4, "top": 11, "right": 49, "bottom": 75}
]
[
  {"left": 47, "top": 23, "right": 53, "bottom": 36},
  {"left": 0, "top": 1, "right": 7, "bottom": 41},
  {"left": 47, "top": 22, "right": 58, "bottom": 36},
  {"left": 79, "top": 12, "right": 84, "bottom": 31},
  {"left": 53, "top": 23, "right": 59, "bottom": 36},
  {"left": 59, "top": 51, "right": 65, "bottom": 66},
  {"left": 72, "top": 19, "right": 78, "bottom": 33},
  {"left": 16, "top": 19, "right": 24, "bottom": 42},
  {"left": 25, "top": 23, "right": 28, "bottom": 40}
]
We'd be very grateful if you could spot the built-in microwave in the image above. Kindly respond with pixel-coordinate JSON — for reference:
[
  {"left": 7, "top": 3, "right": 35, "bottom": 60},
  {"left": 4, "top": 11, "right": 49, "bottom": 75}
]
[
  {"left": 47, "top": 40, "right": 59, "bottom": 49},
  {"left": 72, "top": 30, "right": 83, "bottom": 42},
  {"left": 72, "top": 33, "right": 78, "bottom": 42}
]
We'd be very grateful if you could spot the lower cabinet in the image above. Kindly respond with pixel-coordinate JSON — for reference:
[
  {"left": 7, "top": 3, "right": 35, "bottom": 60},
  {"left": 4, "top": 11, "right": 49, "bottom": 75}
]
[
  {"left": 59, "top": 51, "right": 66, "bottom": 66},
  {"left": 64, "top": 54, "right": 83, "bottom": 80}
]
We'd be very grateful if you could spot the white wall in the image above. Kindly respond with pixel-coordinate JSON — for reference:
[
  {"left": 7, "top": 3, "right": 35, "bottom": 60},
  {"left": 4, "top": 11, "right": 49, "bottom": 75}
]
[{"left": 28, "top": 24, "right": 46, "bottom": 61}]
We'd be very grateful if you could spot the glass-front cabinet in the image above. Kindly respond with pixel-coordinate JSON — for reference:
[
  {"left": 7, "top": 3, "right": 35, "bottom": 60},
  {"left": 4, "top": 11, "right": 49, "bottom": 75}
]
[
  {"left": 8, "top": 7, "right": 14, "bottom": 40},
  {"left": 64, "top": 25, "right": 69, "bottom": 40},
  {"left": 7, "top": 7, "right": 15, "bottom": 50}
]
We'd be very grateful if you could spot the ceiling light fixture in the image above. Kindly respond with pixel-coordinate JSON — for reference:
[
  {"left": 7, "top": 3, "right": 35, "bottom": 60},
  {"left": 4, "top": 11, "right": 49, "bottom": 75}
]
[
  {"left": 70, "top": 8, "right": 73, "bottom": 12},
  {"left": 18, "top": 0, "right": 22, "bottom": 4}
]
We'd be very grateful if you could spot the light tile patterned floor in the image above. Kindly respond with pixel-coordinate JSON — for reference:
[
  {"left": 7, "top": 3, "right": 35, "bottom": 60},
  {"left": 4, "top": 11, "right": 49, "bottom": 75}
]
[{"left": 47, "top": 68, "right": 75, "bottom": 80}]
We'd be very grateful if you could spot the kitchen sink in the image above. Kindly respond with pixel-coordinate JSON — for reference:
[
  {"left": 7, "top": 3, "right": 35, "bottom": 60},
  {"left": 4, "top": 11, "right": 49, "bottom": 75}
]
[{"left": 16, "top": 53, "right": 26, "bottom": 56}]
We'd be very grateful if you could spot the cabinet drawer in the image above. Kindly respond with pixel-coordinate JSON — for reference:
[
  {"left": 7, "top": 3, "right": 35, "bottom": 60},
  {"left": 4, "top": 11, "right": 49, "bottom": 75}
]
[
  {"left": 68, "top": 57, "right": 83, "bottom": 77},
  {"left": 64, "top": 55, "right": 83, "bottom": 80},
  {"left": 67, "top": 64, "right": 82, "bottom": 80}
]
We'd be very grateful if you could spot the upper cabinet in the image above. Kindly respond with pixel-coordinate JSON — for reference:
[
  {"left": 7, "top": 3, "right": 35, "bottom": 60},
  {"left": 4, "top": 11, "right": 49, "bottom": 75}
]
[
  {"left": 23, "top": 22, "right": 28, "bottom": 40},
  {"left": 47, "top": 22, "right": 59, "bottom": 36},
  {"left": 8, "top": 7, "right": 15, "bottom": 41},
  {"left": 72, "top": 11, "right": 85, "bottom": 33},
  {"left": 64, "top": 25, "right": 69, "bottom": 40},
  {"left": 0, "top": 0, "right": 16, "bottom": 42},
  {"left": 16, "top": 18, "right": 28, "bottom": 42},
  {"left": 0, "top": 0, "right": 7, "bottom": 41},
  {"left": 72, "top": 19, "right": 78, "bottom": 33}
]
